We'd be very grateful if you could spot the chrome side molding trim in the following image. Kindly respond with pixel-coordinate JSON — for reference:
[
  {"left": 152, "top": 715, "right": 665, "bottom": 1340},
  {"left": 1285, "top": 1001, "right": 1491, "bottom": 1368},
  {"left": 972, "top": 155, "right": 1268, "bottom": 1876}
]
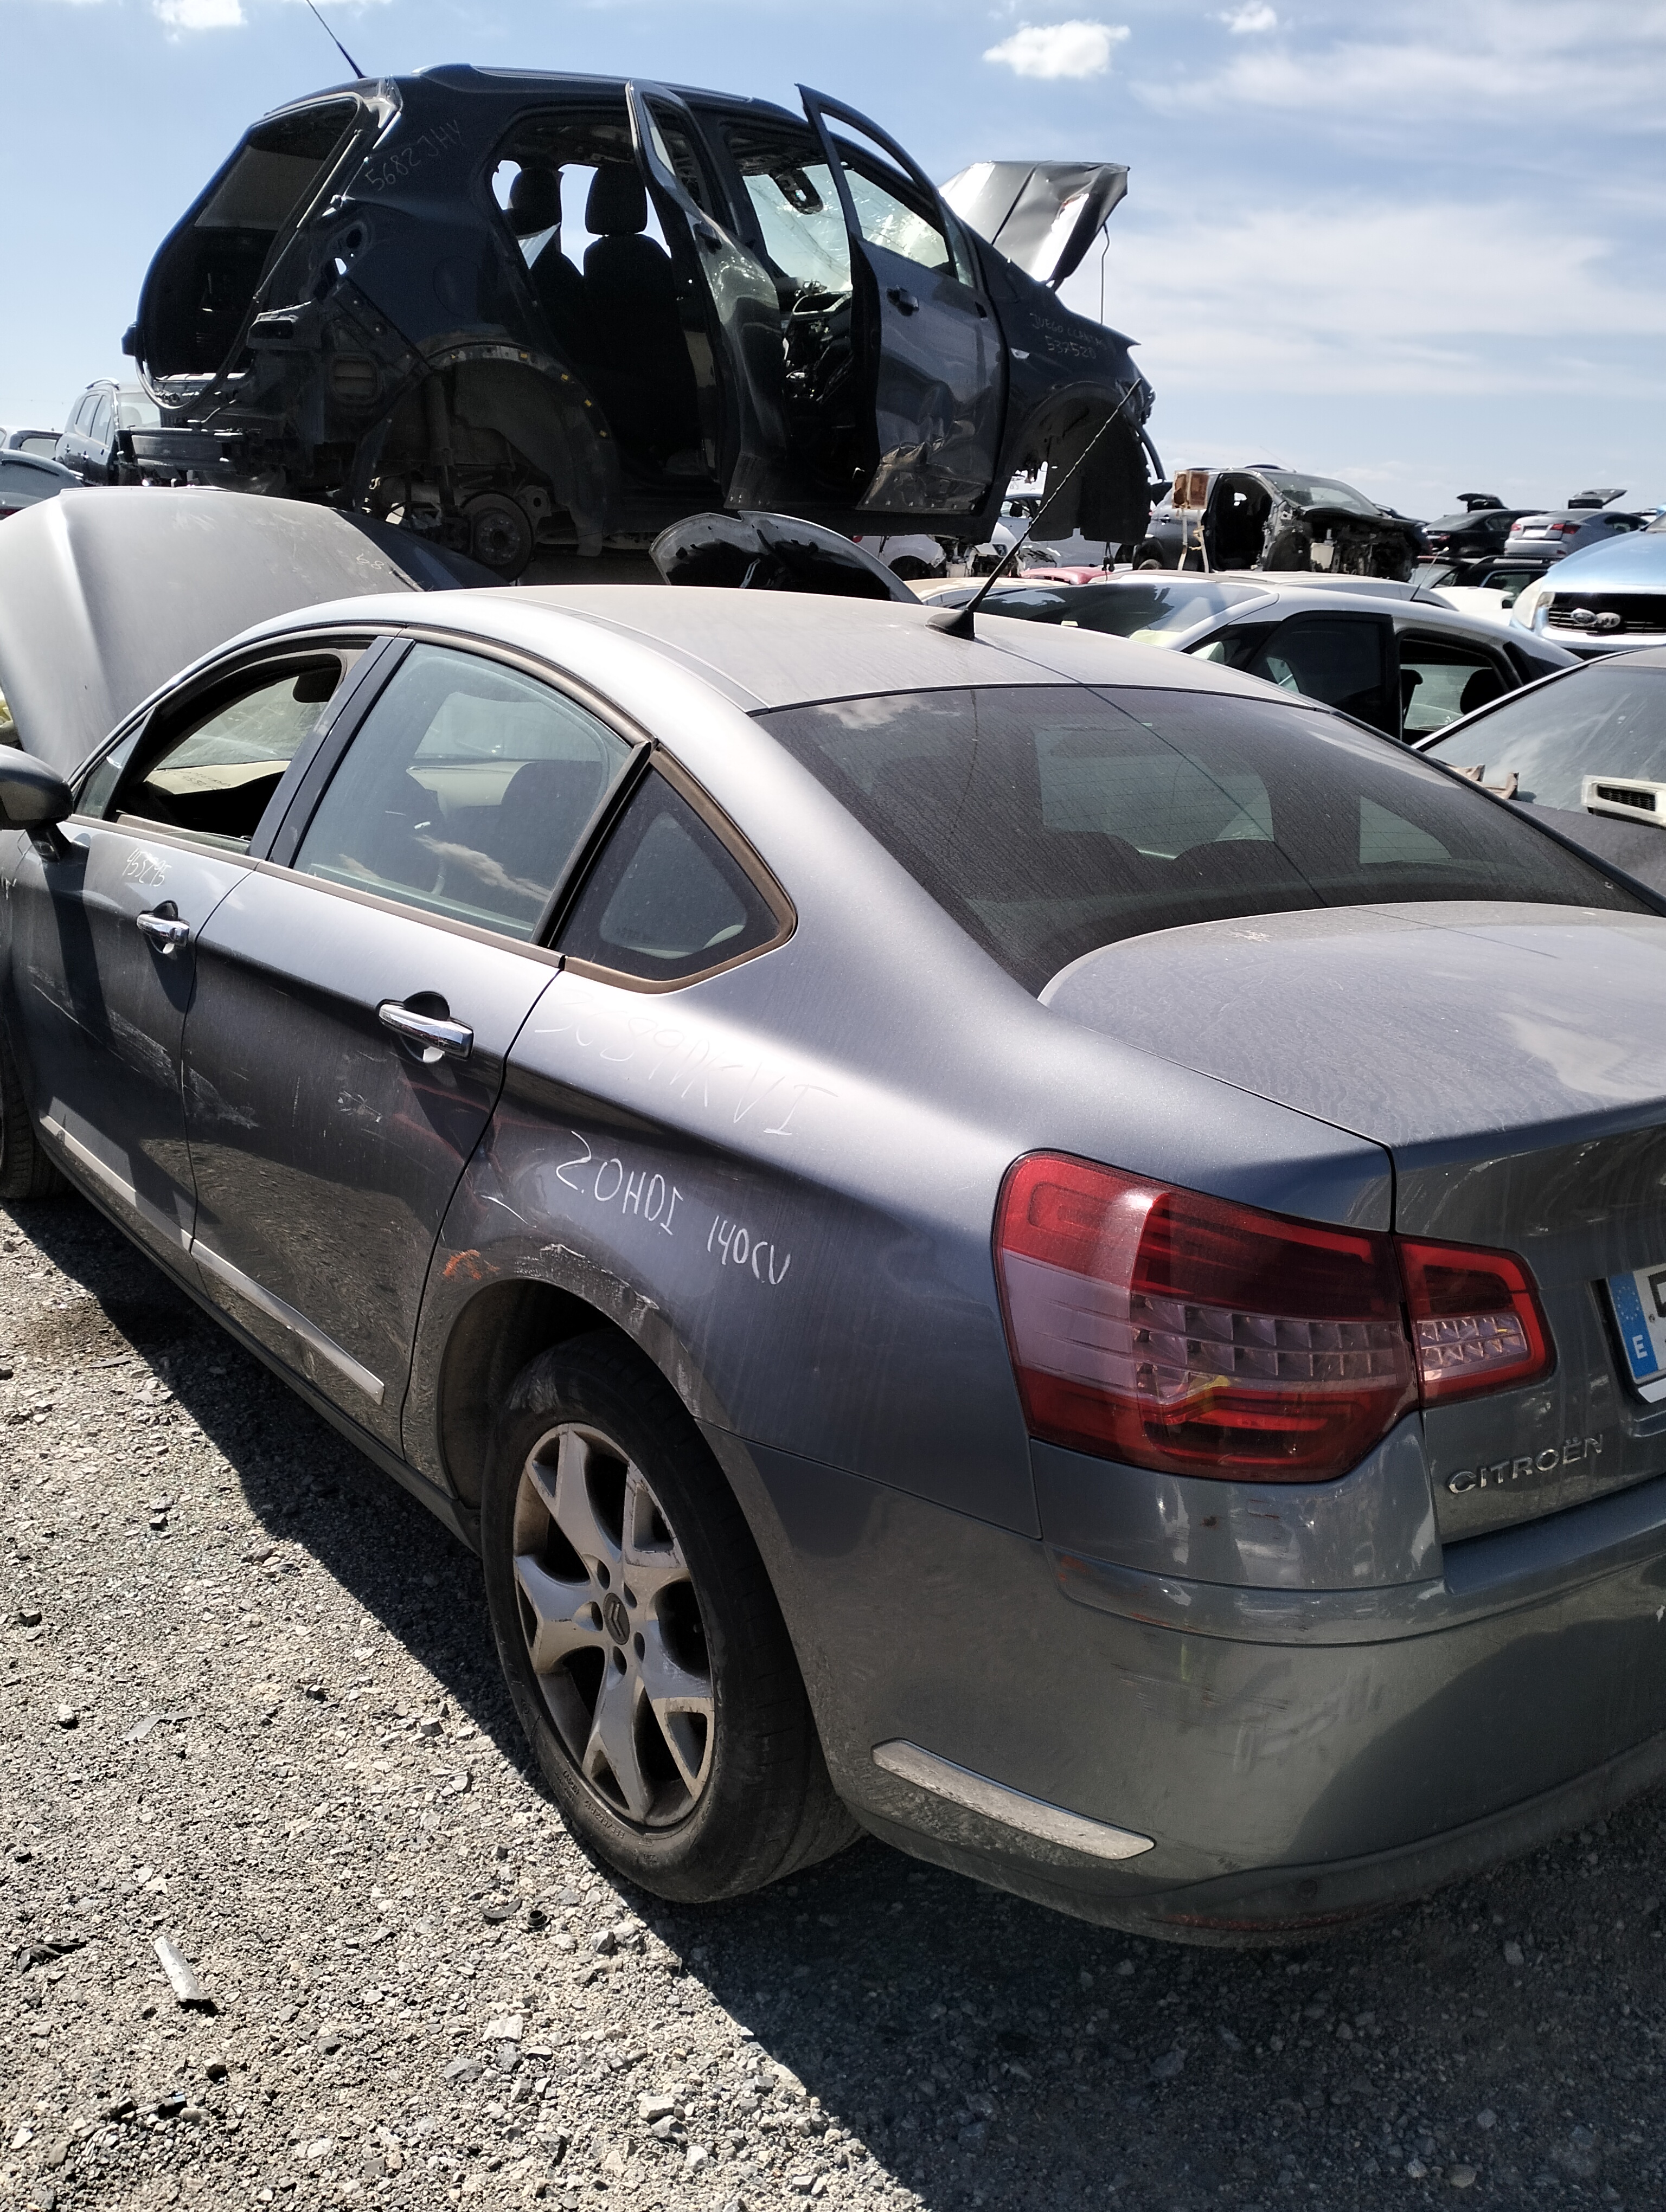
[
  {"left": 190, "top": 1239, "right": 386, "bottom": 1406},
  {"left": 40, "top": 1113, "right": 190, "bottom": 1253},
  {"left": 871, "top": 1739, "right": 1155, "bottom": 1861}
]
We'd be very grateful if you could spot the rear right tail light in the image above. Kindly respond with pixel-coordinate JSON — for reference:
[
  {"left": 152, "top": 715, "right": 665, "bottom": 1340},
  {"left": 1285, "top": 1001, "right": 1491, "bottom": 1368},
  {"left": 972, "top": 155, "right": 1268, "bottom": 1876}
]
[
  {"left": 995, "top": 1155, "right": 1414, "bottom": 1482},
  {"left": 995, "top": 1155, "right": 1554, "bottom": 1482}
]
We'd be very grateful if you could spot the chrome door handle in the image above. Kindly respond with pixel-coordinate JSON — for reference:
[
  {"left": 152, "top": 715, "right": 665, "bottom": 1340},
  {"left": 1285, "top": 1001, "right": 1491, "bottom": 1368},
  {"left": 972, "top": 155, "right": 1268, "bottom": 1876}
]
[
  {"left": 377, "top": 1000, "right": 474, "bottom": 1064},
  {"left": 887, "top": 286, "right": 920, "bottom": 314},
  {"left": 136, "top": 907, "right": 190, "bottom": 957}
]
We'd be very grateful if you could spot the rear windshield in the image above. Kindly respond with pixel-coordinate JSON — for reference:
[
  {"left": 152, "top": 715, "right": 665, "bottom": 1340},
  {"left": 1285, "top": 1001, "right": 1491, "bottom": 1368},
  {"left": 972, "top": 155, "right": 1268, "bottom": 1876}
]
[
  {"left": 197, "top": 102, "right": 357, "bottom": 232},
  {"left": 939, "top": 579, "right": 1265, "bottom": 641},
  {"left": 1421, "top": 664, "right": 1666, "bottom": 810},
  {"left": 761, "top": 685, "right": 1644, "bottom": 991}
]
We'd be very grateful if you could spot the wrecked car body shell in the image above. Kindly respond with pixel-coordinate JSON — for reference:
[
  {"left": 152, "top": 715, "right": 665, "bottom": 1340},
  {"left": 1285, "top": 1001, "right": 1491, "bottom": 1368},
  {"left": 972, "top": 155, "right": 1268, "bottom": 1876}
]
[
  {"left": 125, "top": 67, "right": 1156, "bottom": 572},
  {"left": 1145, "top": 466, "right": 1425, "bottom": 581}
]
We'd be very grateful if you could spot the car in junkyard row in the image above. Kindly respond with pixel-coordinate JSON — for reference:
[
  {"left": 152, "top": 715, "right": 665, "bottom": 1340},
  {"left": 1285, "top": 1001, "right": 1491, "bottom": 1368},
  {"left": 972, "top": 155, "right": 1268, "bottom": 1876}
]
[
  {"left": 1415, "top": 648, "right": 1666, "bottom": 893},
  {"left": 0, "top": 448, "right": 80, "bottom": 523},
  {"left": 1417, "top": 492, "right": 1540, "bottom": 582},
  {"left": 8, "top": 494, "right": 1666, "bottom": 1940},
  {"left": 1138, "top": 464, "right": 1426, "bottom": 580},
  {"left": 52, "top": 380, "right": 165, "bottom": 486},
  {"left": 118, "top": 68, "right": 1158, "bottom": 576},
  {"left": 1505, "top": 523, "right": 1666, "bottom": 660},
  {"left": 910, "top": 568, "right": 1577, "bottom": 738},
  {"left": 1502, "top": 490, "right": 1652, "bottom": 578}
]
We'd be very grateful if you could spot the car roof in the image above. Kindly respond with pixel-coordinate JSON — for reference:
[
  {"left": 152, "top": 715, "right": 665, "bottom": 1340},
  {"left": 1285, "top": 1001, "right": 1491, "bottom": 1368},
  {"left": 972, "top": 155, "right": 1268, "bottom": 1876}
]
[{"left": 229, "top": 584, "right": 1299, "bottom": 716}]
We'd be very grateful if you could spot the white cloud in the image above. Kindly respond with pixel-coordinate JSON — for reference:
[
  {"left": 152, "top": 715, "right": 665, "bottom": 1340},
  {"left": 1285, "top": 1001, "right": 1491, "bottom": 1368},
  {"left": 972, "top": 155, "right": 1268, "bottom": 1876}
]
[
  {"left": 1065, "top": 192, "right": 1666, "bottom": 400},
  {"left": 1138, "top": 2, "right": 1666, "bottom": 126},
  {"left": 153, "top": 0, "right": 244, "bottom": 23},
  {"left": 1220, "top": 3, "right": 1278, "bottom": 30},
  {"left": 984, "top": 20, "right": 1130, "bottom": 79}
]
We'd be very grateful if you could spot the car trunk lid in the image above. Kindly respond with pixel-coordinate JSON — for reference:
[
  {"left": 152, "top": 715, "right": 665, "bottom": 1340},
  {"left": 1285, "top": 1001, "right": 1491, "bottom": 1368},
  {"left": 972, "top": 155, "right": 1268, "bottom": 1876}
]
[{"left": 1043, "top": 901, "right": 1666, "bottom": 1538}]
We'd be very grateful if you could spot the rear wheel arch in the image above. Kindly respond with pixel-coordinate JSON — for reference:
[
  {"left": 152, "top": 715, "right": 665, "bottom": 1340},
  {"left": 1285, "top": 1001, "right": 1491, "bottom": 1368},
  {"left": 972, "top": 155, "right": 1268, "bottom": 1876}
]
[{"left": 433, "top": 1272, "right": 735, "bottom": 1512}]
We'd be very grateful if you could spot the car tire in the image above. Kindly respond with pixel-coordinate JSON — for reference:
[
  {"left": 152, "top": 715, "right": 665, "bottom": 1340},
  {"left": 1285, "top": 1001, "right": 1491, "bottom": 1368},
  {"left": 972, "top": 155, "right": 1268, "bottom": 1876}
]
[
  {"left": 0, "top": 1020, "right": 64, "bottom": 1201},
  {"left": 481, "top": 1331, "right": 855, "bottom": 1901}
]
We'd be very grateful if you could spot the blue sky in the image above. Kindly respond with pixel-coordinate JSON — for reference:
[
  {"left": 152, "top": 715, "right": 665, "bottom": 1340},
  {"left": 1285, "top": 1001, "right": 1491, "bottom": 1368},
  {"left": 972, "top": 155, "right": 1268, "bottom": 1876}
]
[{"left": 5, "top": 0, "right": 1663, "bottom": 520}]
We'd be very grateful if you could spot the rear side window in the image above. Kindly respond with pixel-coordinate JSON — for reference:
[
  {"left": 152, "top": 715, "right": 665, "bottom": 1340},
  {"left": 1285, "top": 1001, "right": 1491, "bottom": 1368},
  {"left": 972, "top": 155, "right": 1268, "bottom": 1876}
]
[
  {"left": 559, "top": 771, "right": 787, "bottom": 985},
  {"left": 1421, "top": 664, "right": 1666, "bottom": 809},
  {"left": 760, "top": 685, "right": 1644, "bottom": 992}
]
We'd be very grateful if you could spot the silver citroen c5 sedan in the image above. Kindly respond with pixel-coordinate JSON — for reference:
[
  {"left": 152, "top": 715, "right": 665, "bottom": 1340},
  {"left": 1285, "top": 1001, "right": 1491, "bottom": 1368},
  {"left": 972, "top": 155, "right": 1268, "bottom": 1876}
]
[{"left": 4, "top": 491, "right": 1666, "bottom": 1942}]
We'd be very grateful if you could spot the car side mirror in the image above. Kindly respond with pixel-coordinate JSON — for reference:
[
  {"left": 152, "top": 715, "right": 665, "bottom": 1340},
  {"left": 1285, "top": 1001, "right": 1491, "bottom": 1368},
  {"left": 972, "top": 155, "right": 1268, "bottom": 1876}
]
[{"left": 0, "top": 751, "right": 75, "bottom": 861}]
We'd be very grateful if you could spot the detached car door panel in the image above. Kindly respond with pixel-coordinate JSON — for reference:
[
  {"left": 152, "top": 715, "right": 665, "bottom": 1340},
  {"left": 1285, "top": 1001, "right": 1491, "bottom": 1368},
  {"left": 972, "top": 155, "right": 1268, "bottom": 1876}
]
[
  {"left": 799, "top": 87, "right": 1002, "bottom": 515},
  {"left": 179, "top": 640, "right": 638, "bottom": 1443}
]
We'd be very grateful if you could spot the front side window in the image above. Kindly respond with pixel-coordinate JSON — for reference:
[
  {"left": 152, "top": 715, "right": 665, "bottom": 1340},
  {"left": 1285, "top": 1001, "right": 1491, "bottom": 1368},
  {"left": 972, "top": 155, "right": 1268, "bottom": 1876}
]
[
  {"left": 559, "top": 770, "right": 785, "bottom": 985},
  {"left": 293, "top": 644, "right": 633, "bottom": 938},
  {"left": 1420, "top": 664, "right": 1666, "bottom": 809},
  {"left": 760, "top": 685, "right": 1644, "bottom": 991},
  {"left": 111, "top": 658, "right": 344, "bottom": 850}
]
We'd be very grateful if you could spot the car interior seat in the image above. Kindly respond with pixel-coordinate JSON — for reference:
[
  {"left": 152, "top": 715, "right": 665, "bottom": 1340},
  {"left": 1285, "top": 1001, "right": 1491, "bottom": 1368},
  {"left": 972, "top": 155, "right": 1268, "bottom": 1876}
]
[
  {"left": 507, "top": 167, "right": 594, "bottom": 357},
  {"left": 1458, "top": 665, "right": 1505, "bottom": 717},
  {"left": 490, "top": 758, "right": 612, "bottom": 909},
  {"left": 581, "top": 165, "right": 700, "bottom": 458}
]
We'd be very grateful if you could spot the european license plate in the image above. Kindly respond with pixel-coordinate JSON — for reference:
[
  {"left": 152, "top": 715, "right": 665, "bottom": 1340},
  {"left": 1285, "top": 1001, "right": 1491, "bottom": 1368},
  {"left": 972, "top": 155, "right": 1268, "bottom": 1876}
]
[{"left": 1606, "top": 1264, "right": 1666, "bottom": 1402}]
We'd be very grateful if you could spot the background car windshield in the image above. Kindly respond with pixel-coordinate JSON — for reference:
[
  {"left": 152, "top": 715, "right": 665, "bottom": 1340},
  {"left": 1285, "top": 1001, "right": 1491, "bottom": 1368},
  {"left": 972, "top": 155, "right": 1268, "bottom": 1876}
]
[
  {"left": 1421, "top": 664, "right": 1666, "bottom": 808},
  {"left": 982, "top": 578, "right": 1265, "bottom": 640},
  {"left": 761, "top": 686, "right": 1642, "bottom": 991},
  {"left": 1262, "top": 474, "right": 1380, "bottom": 515}
]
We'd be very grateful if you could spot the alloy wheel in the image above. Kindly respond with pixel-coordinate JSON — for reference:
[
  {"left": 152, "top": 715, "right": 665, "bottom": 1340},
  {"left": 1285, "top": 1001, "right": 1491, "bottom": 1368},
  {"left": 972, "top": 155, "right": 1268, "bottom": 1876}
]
[{"left": 511, "top": 1422, "right": 714, "bottom": 1828}]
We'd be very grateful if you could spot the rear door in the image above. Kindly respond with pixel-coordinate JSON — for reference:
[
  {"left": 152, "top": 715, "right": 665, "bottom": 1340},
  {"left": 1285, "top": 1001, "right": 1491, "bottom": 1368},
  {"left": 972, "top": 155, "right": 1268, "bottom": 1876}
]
[
  {"left": 798, "top": 87, "right": 1002, "bottom": 516},
  {"left": 624, "top": 83, "right": 792, "bottom": 507},
  {"left": 178, "top": 639, "right": 638, "bottom": 1445}
]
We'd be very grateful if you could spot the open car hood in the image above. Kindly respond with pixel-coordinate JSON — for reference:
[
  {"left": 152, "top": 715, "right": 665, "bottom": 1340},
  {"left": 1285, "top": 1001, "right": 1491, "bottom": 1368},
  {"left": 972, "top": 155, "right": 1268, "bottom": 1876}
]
[
  {"left": 0, "top": 489, "right": 490, "bottom": 774},
  {"left": 938, "top": 161, "right": 1129, "bottom": 290}
]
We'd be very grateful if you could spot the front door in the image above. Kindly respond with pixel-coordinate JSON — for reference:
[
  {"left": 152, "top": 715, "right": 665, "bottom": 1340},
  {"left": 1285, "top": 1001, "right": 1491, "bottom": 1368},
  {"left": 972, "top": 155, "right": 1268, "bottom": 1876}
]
[
  {"left": 625, "top": 83, "right": 792, "bottom": 510},
  {"left": 180, "top": 639, "right": 638, "bottom": 1445},
  {"left": 799, "top": 87, "right": 1003, "bottom": 516},
  {"left": 3, "top": 650, "right": 353, "bottom": 1264},
  {"left": 8, "top": 826, "right": 247, "bottom": 1264}
]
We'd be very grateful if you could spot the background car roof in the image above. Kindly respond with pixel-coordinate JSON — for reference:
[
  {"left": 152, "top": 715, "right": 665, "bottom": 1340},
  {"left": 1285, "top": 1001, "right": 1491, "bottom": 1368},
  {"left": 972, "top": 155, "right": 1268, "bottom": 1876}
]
[{"left": 0, "top": 490, "right": 490, "bottom": 773}]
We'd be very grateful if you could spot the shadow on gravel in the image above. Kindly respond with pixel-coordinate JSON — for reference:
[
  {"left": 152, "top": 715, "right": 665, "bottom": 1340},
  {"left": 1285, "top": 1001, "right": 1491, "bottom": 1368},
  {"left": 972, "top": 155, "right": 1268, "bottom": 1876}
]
[{"left": 11, "top": 1193, "right": 1666, "bottom": 2210}]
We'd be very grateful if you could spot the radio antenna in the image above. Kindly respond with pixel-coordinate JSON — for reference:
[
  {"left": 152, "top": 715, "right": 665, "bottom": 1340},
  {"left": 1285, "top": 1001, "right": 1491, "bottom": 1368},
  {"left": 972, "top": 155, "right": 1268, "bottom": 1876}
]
[{"left": 303, "top": 0, "right": 364, "bottom": 79}]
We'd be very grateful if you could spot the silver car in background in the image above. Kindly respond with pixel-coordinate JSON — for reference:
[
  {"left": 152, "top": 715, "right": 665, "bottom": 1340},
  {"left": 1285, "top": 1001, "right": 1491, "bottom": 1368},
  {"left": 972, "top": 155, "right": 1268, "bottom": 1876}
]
[{"left": 5, "top": 493, "right": 1666, "bottom": 1942}]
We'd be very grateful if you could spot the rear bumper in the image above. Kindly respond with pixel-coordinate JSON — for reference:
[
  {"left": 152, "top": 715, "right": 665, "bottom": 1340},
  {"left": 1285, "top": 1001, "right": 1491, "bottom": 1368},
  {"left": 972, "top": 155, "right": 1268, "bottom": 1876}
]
[{"left": 723, "top": 1437, "right": 1666, "bottom": 1942}]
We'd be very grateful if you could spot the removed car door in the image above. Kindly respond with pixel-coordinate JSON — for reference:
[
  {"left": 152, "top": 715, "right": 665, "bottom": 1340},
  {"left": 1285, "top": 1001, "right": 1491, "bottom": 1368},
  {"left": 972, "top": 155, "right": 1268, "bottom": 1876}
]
[
  {"left": 180, "top": 639, "right": 638, "bottom": 1443},
  {"left": 799, "top": 86, "right": 1002, "bottom": 514}
]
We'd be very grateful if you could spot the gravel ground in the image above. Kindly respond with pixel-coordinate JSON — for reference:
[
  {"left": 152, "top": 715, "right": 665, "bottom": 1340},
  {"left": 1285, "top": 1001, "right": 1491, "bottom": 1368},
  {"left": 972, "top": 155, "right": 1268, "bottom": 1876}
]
[{"left": 4, "top": 1189, "right": 1665, "bottom": 2212}]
